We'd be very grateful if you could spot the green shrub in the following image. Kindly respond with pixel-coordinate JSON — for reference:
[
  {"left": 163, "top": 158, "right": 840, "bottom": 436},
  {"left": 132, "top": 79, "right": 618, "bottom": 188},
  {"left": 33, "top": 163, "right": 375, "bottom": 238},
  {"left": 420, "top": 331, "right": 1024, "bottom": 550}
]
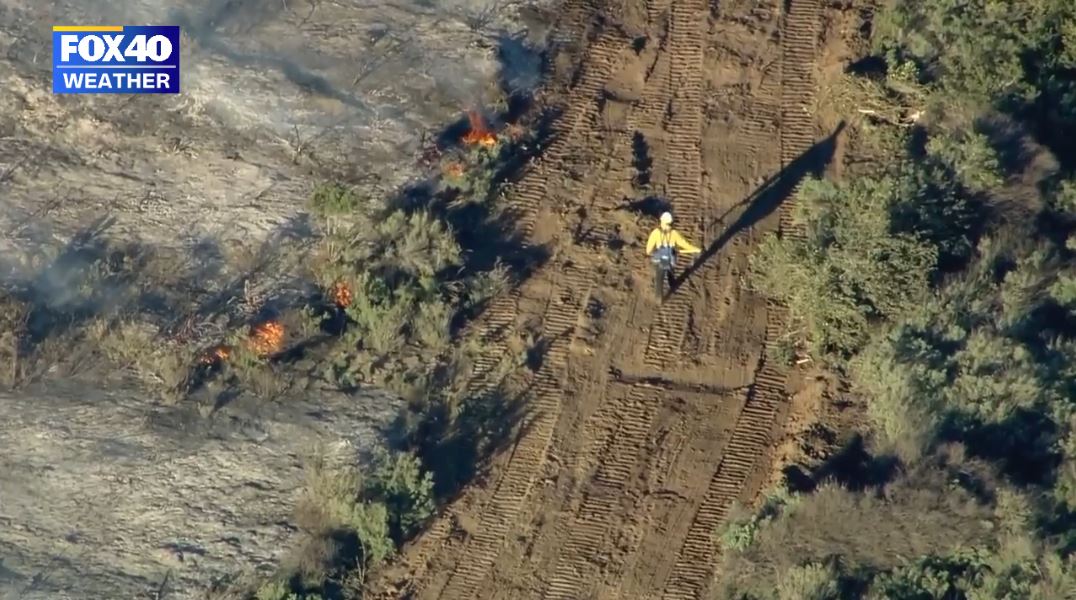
[
  {"left": 1050, "top": 179, "right": 1076, "bottom": 216},
  {"left": 717, "top": 485, "right": 800, "bottom": 554},
  {"left": 254, "top": 580, "right": 320, "bottom": 600},
  {"left": 864, "top": 543, "right": 1076, "bottom": 600},
  {"left": 309, "top": 183, "right": 363, "bottom": 217},
  {"left": 872, "top": 0, "right": 1076, "bottom": 103},
  {"left": 463, "top": 262, "right": 510, "bottom": 311},
  {"left": 851, "top": 240, "right": 1076, "bottom": 460},
  {"left": 413, "top": 299, "right": 452, "bottom": 352},
  {"left": 775, "top": 563, "right": 840, "bottom": 600},
  {"left": 718, "top": 457, "right": 1003, "bottom": 600},
  {"left": 374, "top": 209, "right": 462, "bottom": 279},
  {"left": 730, "top": 3, "right": 1076, "bottom": 598},
  {"left": 925, "top": 130, "right": 1005, "bottom": 193},
  {"left": 293, "top": 458, "right": 395, "bottom": 572},
  {"left": 750, "top": 175, "right": 937, "bottom": 360},
  {"left": 0, "top": 293, "right": 32, "bottom": 388},
  {"left": 365, "top": 448, "right": 436, "bottom": 541}
]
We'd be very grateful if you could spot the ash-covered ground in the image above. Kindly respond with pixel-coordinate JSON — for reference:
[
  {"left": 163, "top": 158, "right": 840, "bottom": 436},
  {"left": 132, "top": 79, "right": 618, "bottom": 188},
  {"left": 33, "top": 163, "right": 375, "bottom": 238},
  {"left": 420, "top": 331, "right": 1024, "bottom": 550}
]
[
  {"left": 0, "top": 381, "right": 402, "bottom": 599},
  {"left": 0, "top": 0, "right": 550, "bottom": 597},
  {"left": 0, "top": 0, "right": 548, "bottom": 249}
]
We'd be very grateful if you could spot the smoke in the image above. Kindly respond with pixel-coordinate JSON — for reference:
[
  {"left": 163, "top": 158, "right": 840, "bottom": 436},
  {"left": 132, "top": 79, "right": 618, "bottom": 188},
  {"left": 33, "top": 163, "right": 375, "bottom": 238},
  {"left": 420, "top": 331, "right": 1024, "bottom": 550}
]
[{"left": 496, "top": 32, "right": 545, "bottom": 96}]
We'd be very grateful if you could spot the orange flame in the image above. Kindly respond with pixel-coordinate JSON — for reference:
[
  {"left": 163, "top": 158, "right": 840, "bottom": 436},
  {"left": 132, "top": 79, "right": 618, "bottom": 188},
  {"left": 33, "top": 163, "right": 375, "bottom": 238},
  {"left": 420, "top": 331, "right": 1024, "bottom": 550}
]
[
  {"left": 199, "top": 344, "right": 232, "bottom": 365},
  {"left": 462, "top": 110, "right": 497, "bottom": 147},
  {"left": 330, "top": 280, "right": 353, "bottom": 308},
  {"left": 248, "top": 321, "right": 285, "bottom": 356},
  {"left": 442, "top": 161, "right": 465, "bottom": 178}
]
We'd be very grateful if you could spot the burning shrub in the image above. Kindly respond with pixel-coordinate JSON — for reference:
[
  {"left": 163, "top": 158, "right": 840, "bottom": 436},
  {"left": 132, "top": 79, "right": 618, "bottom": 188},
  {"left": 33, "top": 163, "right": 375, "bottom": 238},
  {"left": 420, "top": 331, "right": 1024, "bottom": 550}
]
[
  {"left": 461, "top": 110, "right": 498, "bottom": 148},
  {"left": 442, "top": 161, "right": 465, "bottom": 179},
  {"left": 330, "top": 280, "right": 353, "bottom": 308},
  {"left": 198, "top": 344, "right": 232, "bottom": 366},
  {"left": 248, "top": 320, "right": 285, "bottom": 356}
]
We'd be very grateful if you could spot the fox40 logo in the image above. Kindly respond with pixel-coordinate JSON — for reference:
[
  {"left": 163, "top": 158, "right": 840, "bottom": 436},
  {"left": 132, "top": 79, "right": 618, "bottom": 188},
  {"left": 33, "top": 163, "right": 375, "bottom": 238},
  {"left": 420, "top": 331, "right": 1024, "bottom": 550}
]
[{"left": 52, "top": 26, "right": 180, "bottom": 94}]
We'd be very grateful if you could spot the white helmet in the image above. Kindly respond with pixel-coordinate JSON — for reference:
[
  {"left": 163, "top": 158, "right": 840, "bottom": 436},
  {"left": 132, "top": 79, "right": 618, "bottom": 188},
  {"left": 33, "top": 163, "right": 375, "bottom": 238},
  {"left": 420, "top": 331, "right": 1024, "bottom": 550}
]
[{"left": 660, "top": 211, "right": 673, "bottom": 225}]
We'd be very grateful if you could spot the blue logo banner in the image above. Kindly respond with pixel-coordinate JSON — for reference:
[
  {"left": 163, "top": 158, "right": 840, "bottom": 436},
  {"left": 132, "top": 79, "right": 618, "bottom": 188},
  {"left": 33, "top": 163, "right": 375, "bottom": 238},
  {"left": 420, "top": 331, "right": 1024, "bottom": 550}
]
[{"left": 52, "top": 25, "right": 180, "bottom": 94}]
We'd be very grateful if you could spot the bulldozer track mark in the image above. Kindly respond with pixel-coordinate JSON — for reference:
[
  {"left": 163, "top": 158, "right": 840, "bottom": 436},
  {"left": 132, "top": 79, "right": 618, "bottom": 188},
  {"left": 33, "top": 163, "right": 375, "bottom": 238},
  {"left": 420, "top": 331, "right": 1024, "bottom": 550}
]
[
  {"left": 549, "top": 0, "right": 599, "bottom": 47},
  {"left": 641, "top": 0, "right": 705, "bottom": 366},
  {"left": 606, "top": 386, "right": 747, "bottom": 599},
  {"left": 436, "top": 267, "right": 592, "bottom": 600},
  {"left": 656, "top": 306, "right": 786, "bottom": 600},
  {"left": 543, "top": 385, "right": 660, "bottom": 599},
  {"left": 655, "top": 2, "right": 821, "bottom": 598},
  {"left": 398, "top": 22, "right": 626, "bottom": 592},
  {"left": 417, "top": 8, "right": 640, "bottom": 592},
  {"left": 509, "top": 25, "right": 628, "bottom": 238},
  {"left": 776, "top": 0, "right": 820, "bottom": 244},
  {"left": 643, "top": 293, "right": 691, "bottom": 367},
  {"left": 646, "top": 0, "right": 673, "bottom": 26}
]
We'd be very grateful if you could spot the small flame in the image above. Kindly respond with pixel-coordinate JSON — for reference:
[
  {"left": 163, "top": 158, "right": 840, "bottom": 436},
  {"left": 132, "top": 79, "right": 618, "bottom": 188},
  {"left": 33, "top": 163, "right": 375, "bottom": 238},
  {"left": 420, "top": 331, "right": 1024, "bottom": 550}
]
[
  {"left": 248, "top": 321, "right": 285, "bottom": 356},
  {"left": 199, "top": 344, "right": 232, "bottom": 365},
  {"left": 442, "top": 162, "right": 465, "bottom": 178},
  {"left": 330, "top": 280, "right": 353, "bottom": 308},
  {"left": 462, "top": 110, "right": 497, "bottom": 147}
]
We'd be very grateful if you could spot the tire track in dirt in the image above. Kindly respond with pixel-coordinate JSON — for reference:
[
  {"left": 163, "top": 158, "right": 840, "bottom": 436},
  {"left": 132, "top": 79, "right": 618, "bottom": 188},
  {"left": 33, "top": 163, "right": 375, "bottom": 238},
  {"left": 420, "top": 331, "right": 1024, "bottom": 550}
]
[
  {"left": 513, "top": 26, "right": 630, "bottom": 240},
  {"left": 435, "top": 264, "right": 592, "bottom": 600},
  {"left": 542, "top": 384, "right": 660, "bottom": 599},
  {"left": 382, "top": 7, "right": 628, "bottom": 593},
  {"left": 655, "top": 2, "right": 821, "bottom": 598},
  {"left": 641, "top": 0, "right": 706, "bottom": 369},
  {"left": 532, "top": 0, "right": 705, "bottom": 590}
]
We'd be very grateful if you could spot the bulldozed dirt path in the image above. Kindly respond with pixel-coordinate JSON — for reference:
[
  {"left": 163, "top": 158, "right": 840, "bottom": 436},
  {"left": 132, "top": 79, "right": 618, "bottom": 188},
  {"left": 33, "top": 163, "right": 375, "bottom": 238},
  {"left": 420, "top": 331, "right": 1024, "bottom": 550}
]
[{"left": 374, "top": 0, "right": 842, "bottom": 597}]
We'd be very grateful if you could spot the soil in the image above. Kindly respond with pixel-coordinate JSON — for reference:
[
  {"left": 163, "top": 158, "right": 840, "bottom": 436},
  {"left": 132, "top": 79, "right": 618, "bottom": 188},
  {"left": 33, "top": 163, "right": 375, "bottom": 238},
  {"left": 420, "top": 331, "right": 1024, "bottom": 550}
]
[{"left": 369, "top": 0, "right": 871, "bottom": 598}]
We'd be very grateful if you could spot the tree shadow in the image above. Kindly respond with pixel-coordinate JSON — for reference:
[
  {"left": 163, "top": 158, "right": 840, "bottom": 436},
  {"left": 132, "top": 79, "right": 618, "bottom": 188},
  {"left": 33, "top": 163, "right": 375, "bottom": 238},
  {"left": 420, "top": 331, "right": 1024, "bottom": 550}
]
[
  {"left": 937, "top": 408, "right": 1060, "bottom": 488},
  {"left": 391, "top": 381, "right": 532, "bottom": 503},
  {"left": 783, "top": 433, "right": 900, "bottom": 495},
  {"left": 672, "top": 121, "right": 846, "bottom": 291},
  {"left": 613, "top": 194, "right": 671, "bottom": 218},
  {"left": 632, "top": 132, "right": 653, "bottom": 187}
]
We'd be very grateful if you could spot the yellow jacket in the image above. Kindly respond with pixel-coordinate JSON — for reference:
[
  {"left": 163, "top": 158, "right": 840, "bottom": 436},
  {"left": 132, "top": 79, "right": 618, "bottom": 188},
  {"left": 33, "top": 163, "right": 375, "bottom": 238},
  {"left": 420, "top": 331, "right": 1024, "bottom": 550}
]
[{"left": 646, "top": 227, "right": 701, "bottom": 255}]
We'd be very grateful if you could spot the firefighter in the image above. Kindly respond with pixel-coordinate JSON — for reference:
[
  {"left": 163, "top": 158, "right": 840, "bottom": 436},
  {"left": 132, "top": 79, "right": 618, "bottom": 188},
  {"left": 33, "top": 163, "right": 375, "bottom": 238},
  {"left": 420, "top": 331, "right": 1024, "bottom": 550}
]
[{"left": 645, "top": 211, "right": 701, "bottom": 299}]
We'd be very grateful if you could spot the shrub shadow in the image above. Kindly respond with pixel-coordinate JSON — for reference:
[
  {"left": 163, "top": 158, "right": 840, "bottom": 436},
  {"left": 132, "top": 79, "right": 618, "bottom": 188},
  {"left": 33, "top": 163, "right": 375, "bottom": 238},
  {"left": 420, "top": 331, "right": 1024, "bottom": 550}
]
[{"left": 783, "top": 433, "right": 900, "bottom": 495}]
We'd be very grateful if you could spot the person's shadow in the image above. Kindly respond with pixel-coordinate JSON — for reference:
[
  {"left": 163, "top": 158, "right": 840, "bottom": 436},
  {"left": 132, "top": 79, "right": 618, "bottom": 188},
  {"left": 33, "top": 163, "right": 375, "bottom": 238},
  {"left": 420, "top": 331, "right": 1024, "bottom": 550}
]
[{"left": 671, "top": 121, "right": 846, "bottom": 292}]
